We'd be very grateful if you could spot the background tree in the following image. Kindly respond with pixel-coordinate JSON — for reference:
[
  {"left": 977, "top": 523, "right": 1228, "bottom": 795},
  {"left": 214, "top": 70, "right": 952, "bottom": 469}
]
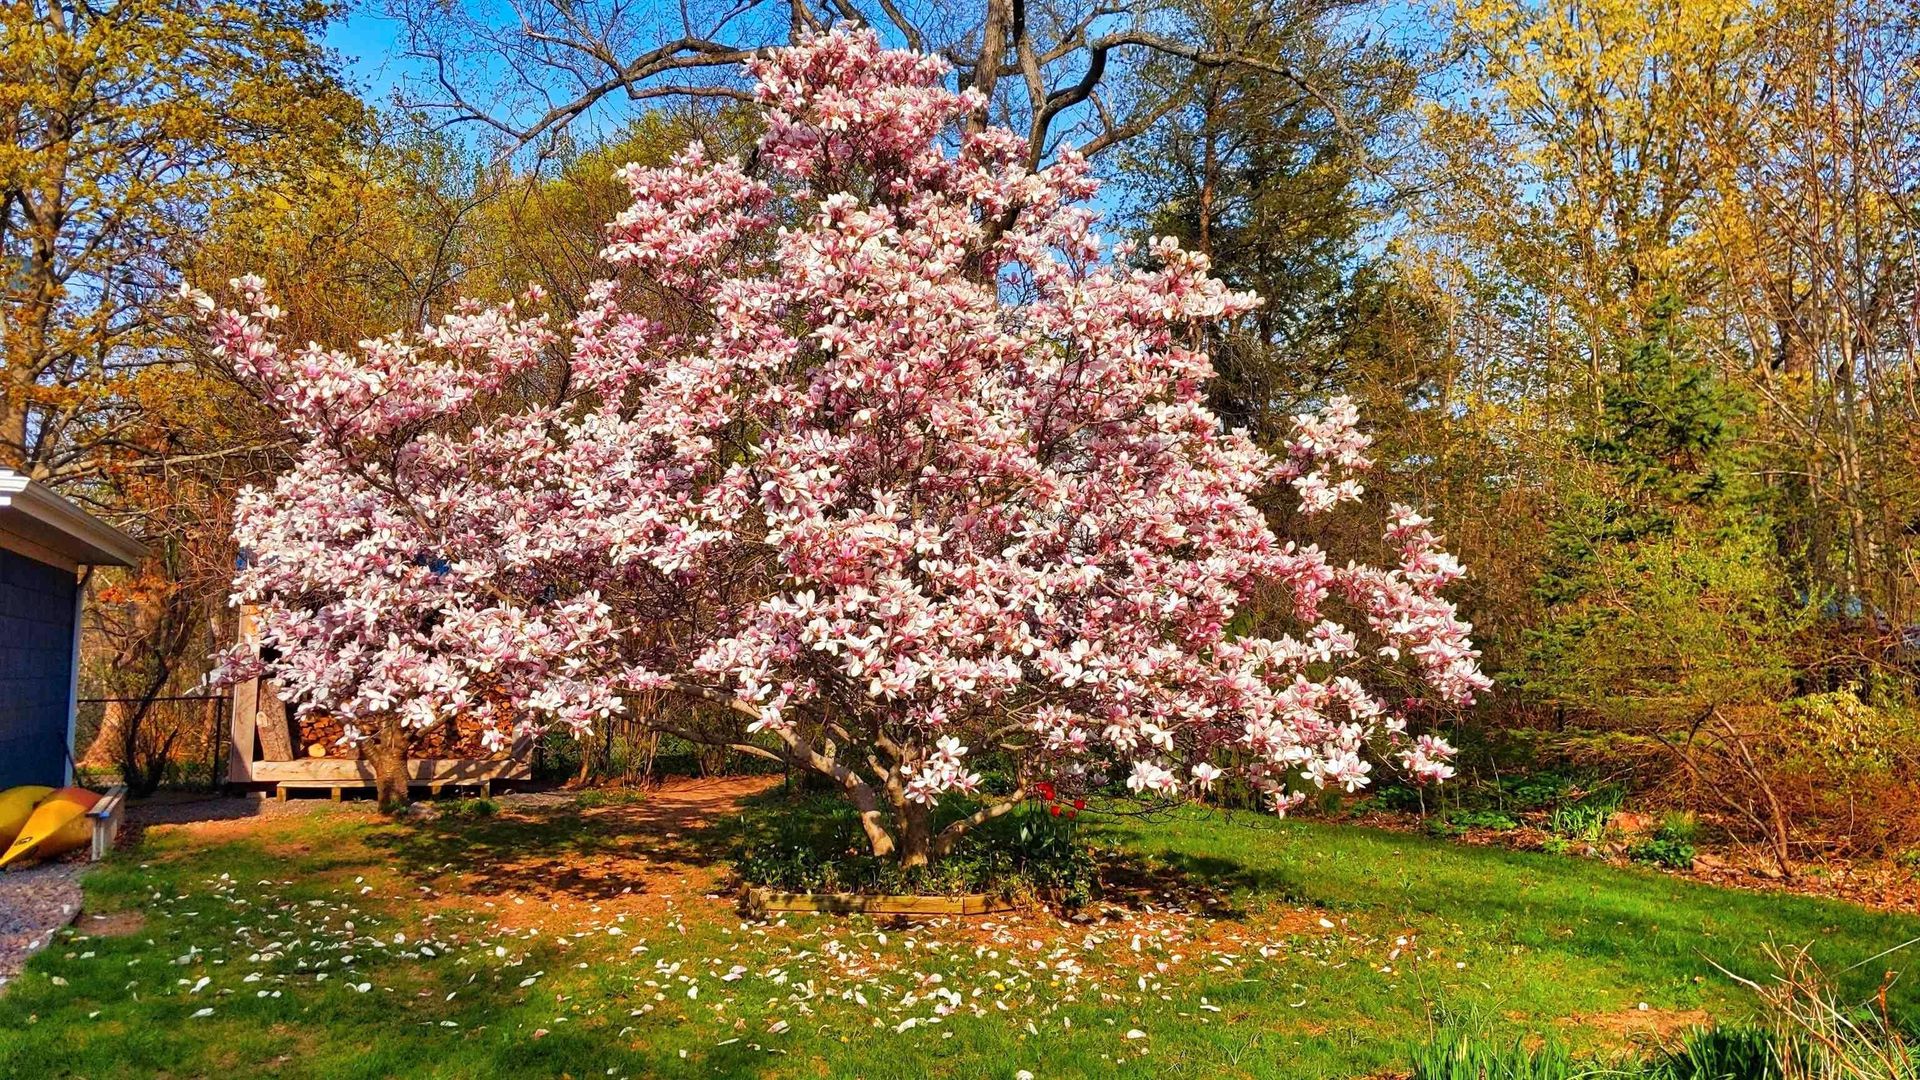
[
  {"left": 1696, "top": 0, "right": 1920, "bottom": 638},
  {"left": 1119, "top": 0, "right": 1419, "bottom": 442},
  {"left": 1522, "top": 297, "right": 1803, "bottom": 727},
  {"left": 1, "top": 0, "right": 366, "bottom": 792},
  {"left": 381, "top": 0, "right": 1365, "bottom": 173},
  {"left": 1, "top": 0, "right": 362, "bottom": 478}
]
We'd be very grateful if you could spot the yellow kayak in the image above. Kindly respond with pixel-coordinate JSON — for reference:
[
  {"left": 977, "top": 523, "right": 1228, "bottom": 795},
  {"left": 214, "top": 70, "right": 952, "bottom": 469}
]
[
  {"left": 0, "top": 786, "right": 99, "bottom": 868},
  {"left": 0, "top": 785, "right": 54, "bottom": 849}
]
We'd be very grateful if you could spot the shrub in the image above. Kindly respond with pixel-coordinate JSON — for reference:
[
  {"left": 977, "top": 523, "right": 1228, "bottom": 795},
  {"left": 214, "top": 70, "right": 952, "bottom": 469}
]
[
  {"left": 1548, "top": 786, "right": 1625, "bottom": 844},
  {"left": 733, "top": 794, "right": 1099, "bottom": 907},
  {"left": 1371, "top": 784, "right": 1428, "bottom": 813},
  {"left": 1669, "top": 689, "right": 1920, "bottom": 876},
  {"left": 1629, "top": 836, "right": 1697, "bottom": 869},
  {"left": 1429, "top": 808, "right": 1521, "bottom": 837},
  {"left": 1409, "top": 1024, "right": 1791, "bottom": 1080},
  {"left": 1656, "top": 811, "right": 1700, "bottom": 844},
  {"left": 1772, "top": 690, "right": 1920, "bottom": 861},
  {"left": 535, "top": 729, "right": 585, "bottom": 782},
  {"left": 1735, "top": 943, "right": 1920, "bottom": 1080},
  {"left": 1781, "top": 689, "right": 1919, "bottom": 776},
  {"left": 1630, "top": 813, "right": 1700, "bottom": 869},
  {"left": 1647, "top": 1025, "right": 1780, "bottom": 1079},
  {"left": 444, "top": 797, "right": 498, "bottom": 818},
  {"left": 1500, "top": 771, "right": 1575, "bottom": 811}
]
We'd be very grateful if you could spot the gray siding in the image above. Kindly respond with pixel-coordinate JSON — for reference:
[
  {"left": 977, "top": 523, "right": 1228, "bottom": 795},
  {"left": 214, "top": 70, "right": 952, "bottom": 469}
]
[{"left": 0, "top": 549, "right": 76, "bottom": 788}]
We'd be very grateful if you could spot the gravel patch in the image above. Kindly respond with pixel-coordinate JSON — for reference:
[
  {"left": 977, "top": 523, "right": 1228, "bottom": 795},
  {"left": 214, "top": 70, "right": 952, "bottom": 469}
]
[
  {"left": 0, "top": 860, "right": 84, "bottom": 985},
  {"left": 124, "top": 791, "right": 330, "bottom": 828},
  {"left": 494, "top": 790, "right": 580, "bottom": 810}
]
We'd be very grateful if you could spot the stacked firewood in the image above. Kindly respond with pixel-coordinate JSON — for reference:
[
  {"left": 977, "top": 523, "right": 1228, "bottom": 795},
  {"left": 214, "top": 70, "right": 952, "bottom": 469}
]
[
  {"left": 293, "top": 705, "right": 514, "bottom": 760},
  {"left": 294, "top": 714, "right": 348, "bottom": 758}
]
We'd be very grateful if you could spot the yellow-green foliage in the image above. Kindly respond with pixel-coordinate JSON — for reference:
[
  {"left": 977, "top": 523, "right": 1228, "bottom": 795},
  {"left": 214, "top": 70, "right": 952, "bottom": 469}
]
[
  {"left": 1, "top": 0, "right": 363, "bottom": 473},
  {"left": 1780, "top": 688, "right": 1920, "bottom": 777}
]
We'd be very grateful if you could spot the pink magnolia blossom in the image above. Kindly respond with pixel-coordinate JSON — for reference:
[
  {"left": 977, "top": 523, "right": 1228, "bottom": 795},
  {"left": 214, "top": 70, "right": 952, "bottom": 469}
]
[
  {"left": 203, "top": 27, "right": 1486, "bottom": 863},
  {"left": 1190, "top": 763, "right": 1225, "bottom": 791}
]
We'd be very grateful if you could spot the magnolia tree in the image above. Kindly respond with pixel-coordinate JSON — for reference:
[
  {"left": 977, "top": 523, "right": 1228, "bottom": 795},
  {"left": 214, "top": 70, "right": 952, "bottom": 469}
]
[{"left": 199, "top": 28, "right": 1487, "bottom": 857}]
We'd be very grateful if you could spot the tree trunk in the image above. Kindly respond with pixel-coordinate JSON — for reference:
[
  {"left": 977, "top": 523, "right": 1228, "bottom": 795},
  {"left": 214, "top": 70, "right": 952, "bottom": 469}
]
[
  {"left": 966, "top": 0, "right": 1011, "bottom": 135},
  {"left": 898, "top": 804, "right": 932, "bottom": 870},
  {"left": 1, "top": 308, "right": 41, "bottom": 472},
  {"left": 575, "top": 737, "right": 594, "bottom": 785},
  {"left": 369, "top": 724, "right": 411, "bottom": 810},
  {"left": 117, "top": 700, "right": 165, "bottom": 797},
  {"left": 1198, "top": 76, "right": 1220, "bottom": 259},
  {"left": 857, "top": 806, "right": 897, "bottom": 858},
  {"left": 84, "top": 700, "right": 131, "bottom": 767}
]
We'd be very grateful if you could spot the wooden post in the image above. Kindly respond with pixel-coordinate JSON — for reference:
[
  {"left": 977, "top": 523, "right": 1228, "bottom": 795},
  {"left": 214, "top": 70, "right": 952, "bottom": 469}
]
[
  {"left": 228, "top": 611, "right": 261, "bottom": 784},
  {"left": 255, "top": 687, "right": 295, "bottom": 761},
  {"left": 86, "top": 785, "right": 127, "bottom": 861},
  {"left": 232, "top": 606, "right": 297, "bottom": 764}
]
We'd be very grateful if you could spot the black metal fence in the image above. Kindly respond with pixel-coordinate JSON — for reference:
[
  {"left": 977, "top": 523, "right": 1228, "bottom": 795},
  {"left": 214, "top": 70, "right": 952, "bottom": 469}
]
[{"left": 73, "top": 695, "right": 231, "bottom": 791}]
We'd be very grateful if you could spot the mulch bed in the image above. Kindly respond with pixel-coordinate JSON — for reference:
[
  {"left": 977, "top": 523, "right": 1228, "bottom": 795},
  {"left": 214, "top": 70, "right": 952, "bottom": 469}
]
[{"left": 1331, "top": 807, "right": 1920, "bottom": 915}]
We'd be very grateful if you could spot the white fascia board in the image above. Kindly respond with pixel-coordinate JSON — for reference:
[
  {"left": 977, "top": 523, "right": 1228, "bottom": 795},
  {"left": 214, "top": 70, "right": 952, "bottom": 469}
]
[{"left": 0, "top": 470, "right": 147, "bottom": 567}]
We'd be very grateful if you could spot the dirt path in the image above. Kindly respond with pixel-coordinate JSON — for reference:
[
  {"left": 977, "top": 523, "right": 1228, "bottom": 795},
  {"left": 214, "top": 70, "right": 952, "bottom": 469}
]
[
  {"left": 408, "top": 776, "right": 782, "bottom": 932},
  {"left": 529, "top": 775, "right": 779, "bottom": 830}
]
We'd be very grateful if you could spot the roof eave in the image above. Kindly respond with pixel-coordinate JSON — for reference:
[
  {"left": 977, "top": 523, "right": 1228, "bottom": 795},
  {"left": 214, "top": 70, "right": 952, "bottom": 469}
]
[{"left": 0, "top": 471, "right": 148, "bottom": 567}]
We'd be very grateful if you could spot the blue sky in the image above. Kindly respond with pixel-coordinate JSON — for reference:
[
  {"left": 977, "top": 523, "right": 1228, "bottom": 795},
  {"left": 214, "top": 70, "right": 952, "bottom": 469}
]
[
  {"left": 316, "top": 0, "right": 1459, "bottom": 222},
  {"left": 323, "top": 10, "right": 412, "bottom": 107}
]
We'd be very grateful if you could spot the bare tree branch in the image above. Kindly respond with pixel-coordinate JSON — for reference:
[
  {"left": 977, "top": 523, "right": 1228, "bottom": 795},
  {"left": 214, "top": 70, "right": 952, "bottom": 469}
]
[{"left": 380, "top": 1, "right": 1367, "bottom": 171}]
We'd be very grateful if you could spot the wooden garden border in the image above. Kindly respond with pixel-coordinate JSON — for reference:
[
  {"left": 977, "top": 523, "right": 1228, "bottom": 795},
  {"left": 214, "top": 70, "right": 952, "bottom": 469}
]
[{"left": 744, "top": 887, "right": 1024, "bottom": 917}]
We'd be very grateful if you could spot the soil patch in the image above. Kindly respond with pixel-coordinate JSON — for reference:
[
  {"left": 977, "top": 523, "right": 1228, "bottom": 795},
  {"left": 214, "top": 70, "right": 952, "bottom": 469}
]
[
  {"left": 75, "top": 910, "right": 145, "bottom": 938},
  {"left": 400, "top": 776, "right": 782, "bottom": 934},
  {"left": 1577, "top": 1004, "right": 1713, "bottom": 1044}
]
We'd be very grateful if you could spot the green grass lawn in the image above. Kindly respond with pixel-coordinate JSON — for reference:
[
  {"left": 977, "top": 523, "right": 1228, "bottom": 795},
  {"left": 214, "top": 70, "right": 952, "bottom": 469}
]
[{"left": 0, "top": 791, "right": 1913, "bottom": 1079}]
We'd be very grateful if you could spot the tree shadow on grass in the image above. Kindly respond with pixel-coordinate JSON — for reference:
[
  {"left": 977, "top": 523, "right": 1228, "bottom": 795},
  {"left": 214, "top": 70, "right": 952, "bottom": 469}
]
[
  {"left": 1089, "top": 849, "right": 1248, "bottom": 919},
  {"left": 367, "top": 797, "right": 752, "bottom": 902}
]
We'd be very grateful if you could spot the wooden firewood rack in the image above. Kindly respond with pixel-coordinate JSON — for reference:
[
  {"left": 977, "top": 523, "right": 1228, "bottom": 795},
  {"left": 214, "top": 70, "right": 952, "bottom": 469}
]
[{"left": 227, "top": 608, "right": 531, "bottom": 799}]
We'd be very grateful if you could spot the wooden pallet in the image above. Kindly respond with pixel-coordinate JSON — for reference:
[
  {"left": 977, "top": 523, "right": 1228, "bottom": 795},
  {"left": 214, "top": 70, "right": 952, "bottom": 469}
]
[
  {"left": 269, "top": 765, "right": 519, "bottom": 802},
  {"left": 745, "top": 887, "right": 1023, "bottom": 917}
]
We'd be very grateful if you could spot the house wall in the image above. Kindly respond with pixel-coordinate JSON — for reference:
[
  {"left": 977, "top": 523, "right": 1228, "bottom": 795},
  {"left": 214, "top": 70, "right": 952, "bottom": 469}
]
[{"left": 0, "top": 547, "right": 79, "bottom": 788}]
